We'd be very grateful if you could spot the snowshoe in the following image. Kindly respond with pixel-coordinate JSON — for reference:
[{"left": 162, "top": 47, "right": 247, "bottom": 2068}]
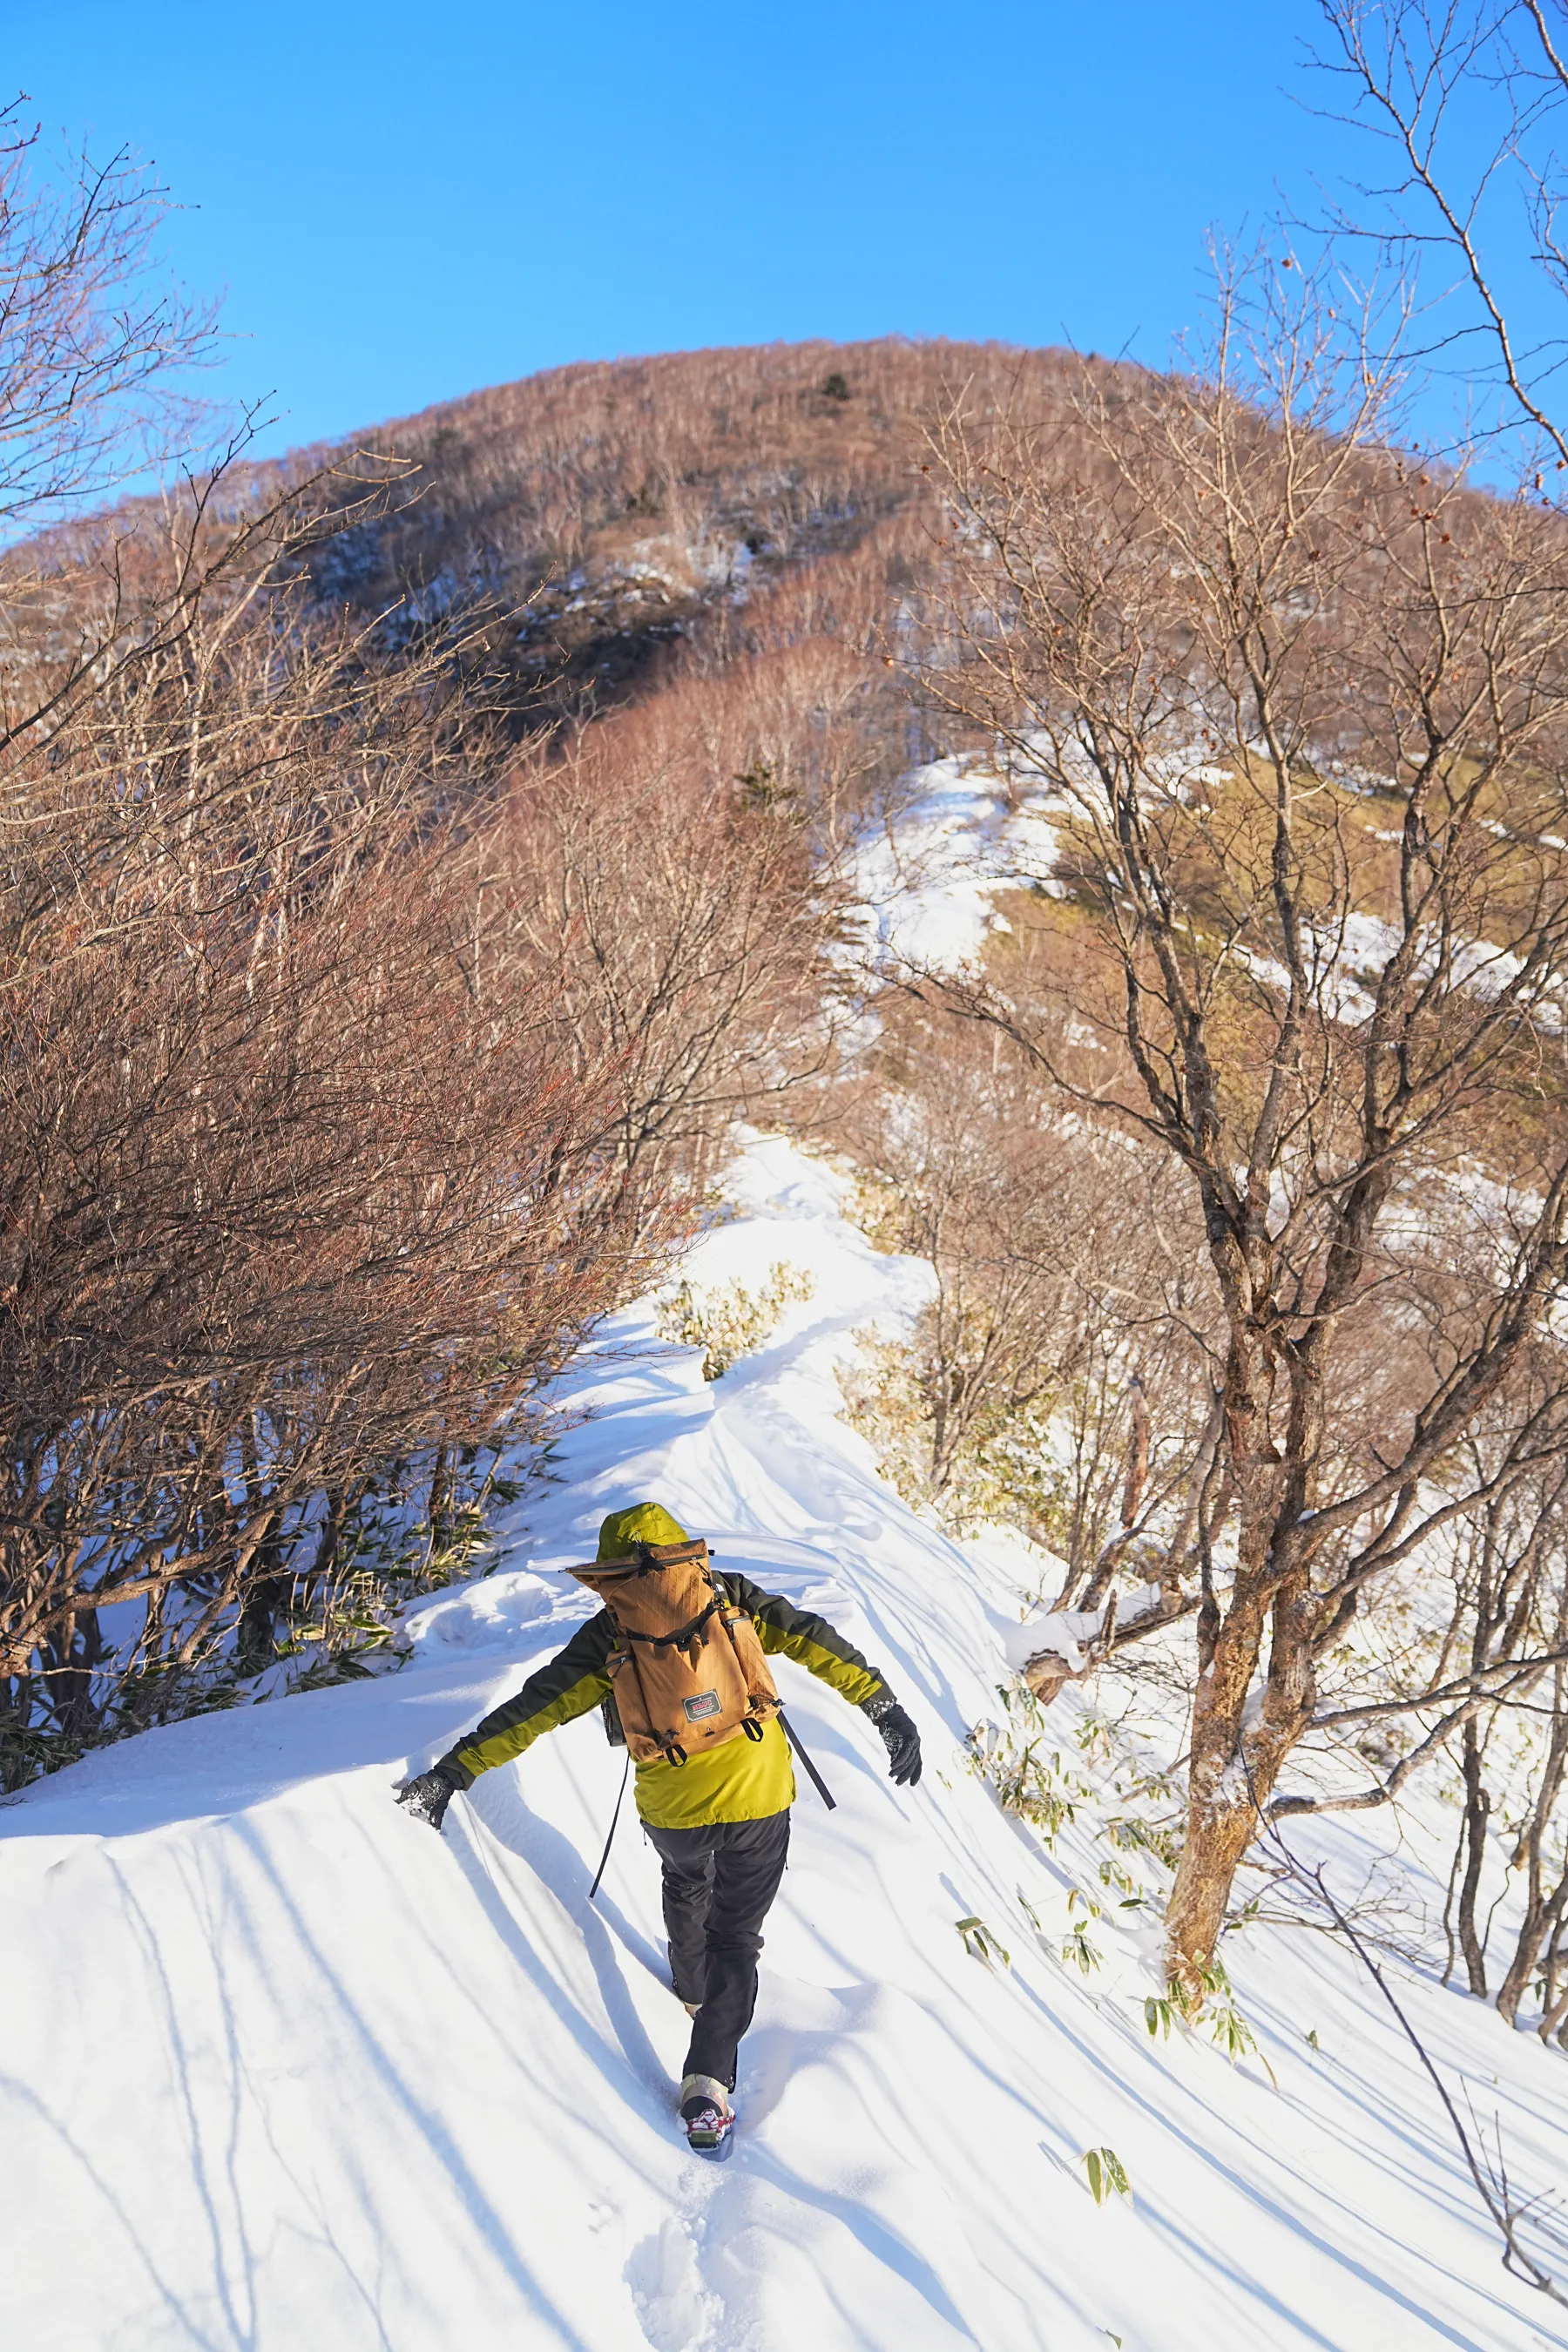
[{"left": 679, "top": 2073, "right": 734, "bottom": 2161}]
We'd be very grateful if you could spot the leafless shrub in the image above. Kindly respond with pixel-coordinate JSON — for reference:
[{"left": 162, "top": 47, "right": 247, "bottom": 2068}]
[
  {"left": 834, "top": 1004, "right": 1220, "bottom": 1611},
  {"left": 0, "top": 546, "right": 650, "bottom": 1777},
  {"left": 474, "top": 678, "right": 856, "bottom": 1220}
]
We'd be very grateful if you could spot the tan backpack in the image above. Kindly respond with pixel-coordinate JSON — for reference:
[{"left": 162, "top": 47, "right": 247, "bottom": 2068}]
[{"left": 569, "top": 1538, "right": 781, "bottom": 1766}]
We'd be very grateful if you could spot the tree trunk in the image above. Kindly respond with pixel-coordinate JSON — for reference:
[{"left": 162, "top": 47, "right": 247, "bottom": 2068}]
[
  {"left": 1456, "top": 1720, "right": 1491, "bottom": 1998},
  {"left": 42, "top": 1606, "right": 105, "bottom": 1745},
  {"left": 1495, "top": 1708, "right": 1568, "bottom": 2024},
  {"left": 1165, "top": 1767, "right": 1263, "bottom": 1988},
  {"left": 300, "top": 1486, "right": 348, "bottom": 1610},
  {"left": 1497, "top": 1895, "right": 1544, "bottom": 2027},
  {"left": 1164, "top": 1587, "right": 1314, "bottom": 1986},
  {"left": 1121, "top": 1376, "right": 1150, "bottom": 1530},
  {"left": 1165, "top": 1540, "right": 1295, "bottom": 1985},
  {"left": 1165, "top": 1334, "right": 1291, "bottom": 1986},
  {"left": 1539, "top": 1897, "right": 1568, "bottom": 2044},
  {"left": 1162, "top": 1257, "right": 1334, "bottom": 1991},
  {"left": 234, "top": 1516, "right": 287, "bottom": 1673},
  {"left": 427, "top": 1448, "right": 451, "bottom": 1565}
]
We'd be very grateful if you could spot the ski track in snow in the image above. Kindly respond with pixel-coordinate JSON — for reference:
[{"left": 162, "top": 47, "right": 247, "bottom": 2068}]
[{"left": 7, "top": 740, "right": 1568, "bottom": 2352}]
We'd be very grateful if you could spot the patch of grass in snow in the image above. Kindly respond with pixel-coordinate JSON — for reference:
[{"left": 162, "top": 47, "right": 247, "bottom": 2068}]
[
  {"left": 1145, "top": 1958, "right": 1275, "bottom": 2080},
  {"left": 956, "top": 1914, "right": 1011, "bottom": 1968},
  {"left": 1186, "top": 1957, "right": 1274, "bottom": 2076},
  {"left": 837, "top": 1329, "right": 1073, "bottom": 1550},
  {"left": 276, "top": 1458, "right": 531, "bottom": 1686},
  {"left": 967, "top": 1695, "right": 1095, "bottom": 1848},
  {"left": 1081, "top": 2146, "right": 1132, "bottom": 2206},
  {"left": 655, "top": 1261, "right": 815, "bottom": 1380},
  {"left": 1062, "top": 1885, "right": 1106, "bottom": 1975}
]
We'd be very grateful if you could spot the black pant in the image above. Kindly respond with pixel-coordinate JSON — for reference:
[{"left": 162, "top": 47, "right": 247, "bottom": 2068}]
[{"left": 645, "top": 1810, "right": 790, "bottom": 2091}]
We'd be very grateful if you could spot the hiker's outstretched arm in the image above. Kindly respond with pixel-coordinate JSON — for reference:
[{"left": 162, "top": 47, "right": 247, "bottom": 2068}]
[
  {"left": 439, "top": 1611, "right": 615, "bottom": 1785},
  {"left": 725, "top": 1571, "right": 888, "bottom": 1707},
  {"left": 726, "top": 1571, "right": 923, "bottom": 1787}
]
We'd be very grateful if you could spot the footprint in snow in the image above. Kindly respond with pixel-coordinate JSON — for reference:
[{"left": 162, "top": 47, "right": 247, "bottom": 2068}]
[{"left": 625, "top": 2216, "right": 723, "bottom": 2352}]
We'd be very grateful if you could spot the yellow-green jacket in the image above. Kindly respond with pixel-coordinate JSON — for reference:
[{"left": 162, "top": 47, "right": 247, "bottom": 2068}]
[{"left": 437, "top": 1570, "right": 888, "bottom": 1829}]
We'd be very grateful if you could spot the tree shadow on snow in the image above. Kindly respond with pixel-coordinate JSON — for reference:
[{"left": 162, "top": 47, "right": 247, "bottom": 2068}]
[
  {"left": 1004, "top": 1964, "right": 1519, "bottom": 2352},
  {"left": 112, "top": 1823, "right": 596, "bottom": 2352},
  {"left": 450, "top": 1780, "right": 675, "bottom": 2106}
]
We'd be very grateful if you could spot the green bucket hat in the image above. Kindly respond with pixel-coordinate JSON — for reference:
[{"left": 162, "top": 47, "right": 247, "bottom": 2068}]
[{"left": 596, "top": 1501, "right": 692, "bottom": 1559}]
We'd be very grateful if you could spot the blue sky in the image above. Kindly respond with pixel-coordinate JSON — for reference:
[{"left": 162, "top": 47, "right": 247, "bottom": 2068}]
[{"left": 9, "top": 2, "right": 1391, "bottom": 457}]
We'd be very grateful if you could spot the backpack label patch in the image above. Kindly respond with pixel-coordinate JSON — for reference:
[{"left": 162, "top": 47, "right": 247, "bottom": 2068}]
[{"left": 683, "top": 1690, "right": 722, "bottom": 1722}]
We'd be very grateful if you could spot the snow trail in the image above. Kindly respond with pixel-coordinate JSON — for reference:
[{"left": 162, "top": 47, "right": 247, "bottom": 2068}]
[{"left": 4, "top": 1134, "right": 1565, "bottom": 2350}]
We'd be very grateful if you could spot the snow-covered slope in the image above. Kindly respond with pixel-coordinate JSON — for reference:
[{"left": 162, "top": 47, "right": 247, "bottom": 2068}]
[{"left": 4, "top": 1135, "right": 1566, "bottom": 2352}]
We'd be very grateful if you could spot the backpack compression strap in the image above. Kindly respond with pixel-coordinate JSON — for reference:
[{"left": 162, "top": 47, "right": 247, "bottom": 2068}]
[
  {"left": 603, "top": 1542, "right": 723, "bottom": 1669},
  {"left": 620, "top": 1594, "right": 723, "bottom": 1650}
]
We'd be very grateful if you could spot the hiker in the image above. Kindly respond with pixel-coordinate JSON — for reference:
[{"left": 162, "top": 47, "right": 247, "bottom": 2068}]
[{"left": 395, "top": 1502, "right": 922, "bottom": 2157}]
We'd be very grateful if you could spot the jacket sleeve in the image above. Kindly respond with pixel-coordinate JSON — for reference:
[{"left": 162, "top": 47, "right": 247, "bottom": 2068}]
[
  {"left": 442, "top": 1609, "right": 615, "bottom": 1783},
  {"left": 724, "top": 1571, "right": 889, "bottom": 1709}
]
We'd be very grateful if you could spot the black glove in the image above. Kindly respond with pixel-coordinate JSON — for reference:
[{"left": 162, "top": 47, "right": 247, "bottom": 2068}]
[
  {"left": 863, "top": 1691, "right": 923, "bottom": 1787},
  {"left": 395, "top": 1765, "right": 463, "bottom": 1830}
]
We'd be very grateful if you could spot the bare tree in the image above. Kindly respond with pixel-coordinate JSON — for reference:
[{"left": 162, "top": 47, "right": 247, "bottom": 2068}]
[
  {"left": 916, "top": 253, "right": 1568, "bottom": 1987},
  {"left": 0, "top": 97, "right": 253, "bottom": 758},
  {"left": 0, "top": 99, "right": 225, "bottom": 528},
  {"left": 1312, "top": 1, "right": 1568, "bottom": 470}
]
